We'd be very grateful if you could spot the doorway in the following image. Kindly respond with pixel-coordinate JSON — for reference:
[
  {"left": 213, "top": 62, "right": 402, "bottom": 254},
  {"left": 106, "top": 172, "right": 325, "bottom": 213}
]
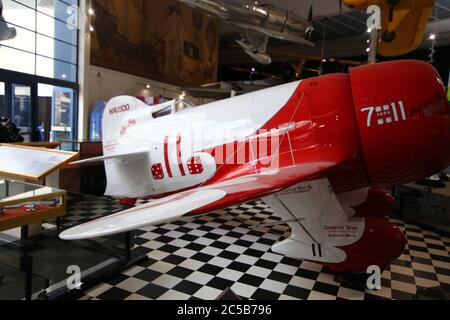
[{"left": 0, "top": 70, "right": 78, "bottom": 142}]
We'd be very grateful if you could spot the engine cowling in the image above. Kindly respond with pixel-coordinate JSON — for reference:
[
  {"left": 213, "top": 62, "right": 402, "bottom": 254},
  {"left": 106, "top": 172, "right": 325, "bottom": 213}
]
[{"left": 349, "top": 60, "right": 450, "bottom": 188}]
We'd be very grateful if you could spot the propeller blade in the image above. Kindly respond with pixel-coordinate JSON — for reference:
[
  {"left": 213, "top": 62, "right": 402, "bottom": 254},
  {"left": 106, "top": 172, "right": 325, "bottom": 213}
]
[
  {"left": 388, "top": 6, "right": 395, "bottom": 22},
  {"left": 308, "top": 5, "right": 313, "bottom": 22}
]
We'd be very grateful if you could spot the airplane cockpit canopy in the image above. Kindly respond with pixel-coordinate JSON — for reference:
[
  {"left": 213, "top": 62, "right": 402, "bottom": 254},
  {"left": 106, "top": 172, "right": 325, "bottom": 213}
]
[{"left": 151, "top": 99, "right": 196, "bottom": 119}]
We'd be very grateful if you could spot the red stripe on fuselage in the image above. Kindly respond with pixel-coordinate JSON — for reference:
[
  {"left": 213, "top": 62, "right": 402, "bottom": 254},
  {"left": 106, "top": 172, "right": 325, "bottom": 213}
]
[
  {"left": 164, "top": 136, "right": 173, "bottom": 178},
  {"left": 177, "top": 135, "right": 186, "bottom": 176}
]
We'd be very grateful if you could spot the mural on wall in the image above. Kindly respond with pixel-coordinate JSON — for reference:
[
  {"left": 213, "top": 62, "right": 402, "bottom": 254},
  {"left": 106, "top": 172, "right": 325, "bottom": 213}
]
[{"left": 91, "top": 0, "right": 219, "bottom": 86}]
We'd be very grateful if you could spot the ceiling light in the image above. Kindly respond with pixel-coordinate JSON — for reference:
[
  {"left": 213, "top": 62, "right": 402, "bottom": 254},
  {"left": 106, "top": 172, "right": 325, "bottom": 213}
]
[
  {"left": 146, "top": 84, "right": 151, "bottom": 89},
  {"left": 429, "top": 33, "right": 436, "bottom": 40},
  {"left": 366, "top": 48, "right": 371, "bottom": 52},
  {"left": 88, "top": 8, "right": 94, "bottom": 15},
  {"left": 367, "top": 28, "right": 372, "bottom": 33},
  {"left": 89, "top": 25, "right": 94, "bottom": 32}
]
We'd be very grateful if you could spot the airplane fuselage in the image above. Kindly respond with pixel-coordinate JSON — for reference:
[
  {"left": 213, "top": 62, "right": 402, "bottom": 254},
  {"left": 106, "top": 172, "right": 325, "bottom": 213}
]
[
  {"left": 102, "top": 60, "right": 450, "bottom": 206},
  {"left": 60, "top": 61, "right": 450, "bottom": 273},
  {"left": 178, "top": 0, "right": 312, "bottom": 44}
]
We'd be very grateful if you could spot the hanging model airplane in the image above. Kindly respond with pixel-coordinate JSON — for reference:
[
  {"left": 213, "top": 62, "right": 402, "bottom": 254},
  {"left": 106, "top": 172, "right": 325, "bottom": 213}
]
[
  {"left": 52, "top": 60, "right": 450, "bottom": 273},
  {"left": 343, "top": 0, "right": 436, "bottom": 56},
  {"left": 178, "top": 0, "right": 314, "bottom": 65}
]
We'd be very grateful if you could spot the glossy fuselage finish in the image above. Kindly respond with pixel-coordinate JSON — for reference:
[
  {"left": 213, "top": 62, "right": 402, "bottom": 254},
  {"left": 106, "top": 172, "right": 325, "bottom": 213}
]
[{"left": 111, "top": 61, "right": 450, "bottom": 204}]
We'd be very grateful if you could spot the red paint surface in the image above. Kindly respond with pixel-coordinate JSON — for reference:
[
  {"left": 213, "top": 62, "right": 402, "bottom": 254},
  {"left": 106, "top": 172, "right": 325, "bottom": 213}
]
[
  {"left": 150, "top": 61, "right": 449, "bottom": 272},
  {"left": 164, "top": 136, "right": 173, "bottom": 178},
  {"left": 176, "top": 135, "right": 186, "bottom": 177},
  {"left": 353, "top": 189, "right": 395, "bottom": 219}
]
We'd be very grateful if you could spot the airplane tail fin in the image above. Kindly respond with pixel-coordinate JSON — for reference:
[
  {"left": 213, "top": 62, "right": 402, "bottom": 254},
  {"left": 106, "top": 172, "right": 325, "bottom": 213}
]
[
  {"left": 100, "top": 96, "right": 153, "bottom": 198},
  {"left": 102, "top": 96, "right": 148, "bottom": 156}
]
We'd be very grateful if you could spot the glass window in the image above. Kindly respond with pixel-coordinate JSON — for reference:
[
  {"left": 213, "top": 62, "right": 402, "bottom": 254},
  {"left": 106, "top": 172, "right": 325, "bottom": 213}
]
[
  {"left": 0, "top": 46, "right": 35, "bottom": 74},
  {"left": 15, "top": 0, "right": 36, "bottom": 10},
  {"left": 36, "top": 34, "right": 77, "bottom": 64},
  {"left": 12, "top": 84, "right": 32, "bottom": 142},
  {"left": 2, "top": 0, "right": 36, "bottom": 31},
  {"left": 0, "top": 0, "right": 78, "bottom": 82},
  {"left": 0, "top": 82, "right": 5, "bottom": 116},
  {"left": 37, "top": 11, "right": 77, "bottom": 45},
  {"left": 37, "top": 0, "right": 77, "bottom": 24},
  {"left": 36, "top": 55, "right": 76, "bottom": 82},
  {"left": 175, "top": 99, "right": 196, "bottom": 112},
  {"left": 61, "top": 0, "right": 78, "bottom": 6},
  {"left": 0, "top": 24, "right": 35, "bottom": 53},
  {"left": 38, "top": 84, "right": 75, "bottom": 142}
]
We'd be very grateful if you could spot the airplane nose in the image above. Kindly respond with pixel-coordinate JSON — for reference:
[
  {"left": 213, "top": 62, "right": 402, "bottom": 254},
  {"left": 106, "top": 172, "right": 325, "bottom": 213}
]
[
  {"left": 409, "top": 64, "right": 450, "bottom": 171},
  {"left": 350, "top": 60, "right": 450, "bottom": 187}
]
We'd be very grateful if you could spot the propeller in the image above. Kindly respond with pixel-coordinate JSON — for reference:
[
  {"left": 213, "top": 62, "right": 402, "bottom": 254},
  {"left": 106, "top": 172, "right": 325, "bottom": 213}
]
[
  {"left": 306, "top": 5, "right": 314, "bottom": 40},
  {"left": 387, "top": 0, "right": 402, "bottom": 22},
  {"left": 308, "top": 5, "right": 313, "bottom": 22},
  {"left": 383, "top": 0, "right": 402, "bottom": 43}
]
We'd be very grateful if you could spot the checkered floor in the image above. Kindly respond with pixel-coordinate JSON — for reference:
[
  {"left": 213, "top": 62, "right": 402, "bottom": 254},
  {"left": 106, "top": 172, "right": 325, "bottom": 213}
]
[{"left": 77, "top": 199, "right": 450, "bottom": 301}]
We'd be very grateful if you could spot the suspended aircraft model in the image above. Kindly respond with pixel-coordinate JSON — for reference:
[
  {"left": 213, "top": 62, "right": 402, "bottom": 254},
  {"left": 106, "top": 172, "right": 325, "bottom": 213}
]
[
  {"left": 343, "top": 0, "right": 436, "bottom": 56},
  {"left": 42, "top": 60, "right": 449, "bottom": 273},
  {"left": 178, "top": 0, "right": 314, "bottom": 65}
]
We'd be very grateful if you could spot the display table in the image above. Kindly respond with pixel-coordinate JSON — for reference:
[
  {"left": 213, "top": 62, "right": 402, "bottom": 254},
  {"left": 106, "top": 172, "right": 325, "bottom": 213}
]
[
  {"left": 0, "top": 181, "right": 67, "bottom": 299},
  {"left": 0, "top": 190, "right": 147, "bottom": 300},
  {"left": 0, "top": 180, "right": 66, "bottom": 232}
]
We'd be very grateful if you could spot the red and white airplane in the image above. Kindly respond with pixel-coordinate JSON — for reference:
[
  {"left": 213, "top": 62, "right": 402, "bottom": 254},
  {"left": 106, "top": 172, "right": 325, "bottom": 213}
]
[{"left": 60, "top": 60, "right": 450, "bottom": 273}]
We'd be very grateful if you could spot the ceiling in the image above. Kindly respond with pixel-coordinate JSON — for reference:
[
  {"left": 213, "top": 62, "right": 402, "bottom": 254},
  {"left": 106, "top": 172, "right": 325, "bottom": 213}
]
[
  {"left": 219, "top": 0, "right": 450, "bottom": 64},
  {"left": 221, "top": 0, "right": 450, "bottom": 40},
  {"left": 310, "top": 0, "right": 450, "bottom": 41}
]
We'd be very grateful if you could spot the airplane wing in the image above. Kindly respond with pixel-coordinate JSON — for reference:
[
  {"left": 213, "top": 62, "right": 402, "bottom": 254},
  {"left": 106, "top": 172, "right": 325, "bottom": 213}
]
[
  {"left": 59, "top": 161, "right": 339, "bottom": 240},
  {"left": 232, "top": 21, "right": 314, "bottom": 47},
  {"left": 238, "top": 29, "right": 270, "bottom": 53}
]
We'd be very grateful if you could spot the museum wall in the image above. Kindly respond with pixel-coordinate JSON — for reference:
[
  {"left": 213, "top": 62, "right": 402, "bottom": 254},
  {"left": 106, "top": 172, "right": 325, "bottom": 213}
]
[
  {"left": 90, "top": 0, "right": 219, "bottom": 87},
  {"left": 88, "top": 65, "right": 211, "bottom": 108}
]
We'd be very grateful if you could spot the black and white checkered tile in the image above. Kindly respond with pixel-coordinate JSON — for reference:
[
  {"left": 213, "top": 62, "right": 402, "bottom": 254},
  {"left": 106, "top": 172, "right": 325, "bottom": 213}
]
[
  {"left": 75, "top": 199, "right": 450, "bottom": 301},
  {"left": 60, "top": 193, "right": 131, "bottom": 227}
]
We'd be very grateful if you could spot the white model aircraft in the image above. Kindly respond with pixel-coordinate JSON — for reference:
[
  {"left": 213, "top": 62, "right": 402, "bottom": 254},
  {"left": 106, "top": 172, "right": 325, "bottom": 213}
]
[{"left": 2, "top": 61, "right": 449, "bottom": 273}]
